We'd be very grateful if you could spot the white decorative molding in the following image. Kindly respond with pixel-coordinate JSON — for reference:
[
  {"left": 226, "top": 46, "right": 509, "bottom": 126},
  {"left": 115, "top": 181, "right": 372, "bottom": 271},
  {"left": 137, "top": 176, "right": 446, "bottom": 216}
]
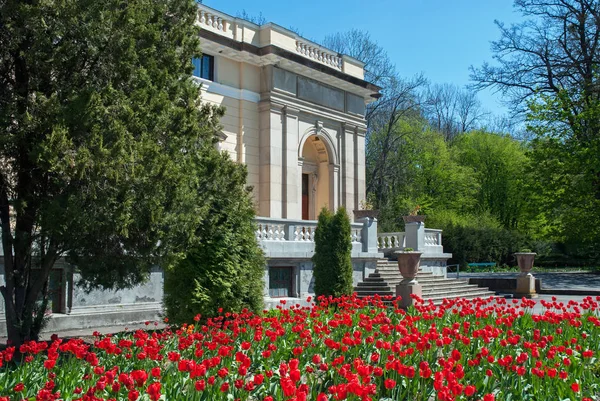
[{"left": 193, "top": 77, "right": 260, "bottom": 103}]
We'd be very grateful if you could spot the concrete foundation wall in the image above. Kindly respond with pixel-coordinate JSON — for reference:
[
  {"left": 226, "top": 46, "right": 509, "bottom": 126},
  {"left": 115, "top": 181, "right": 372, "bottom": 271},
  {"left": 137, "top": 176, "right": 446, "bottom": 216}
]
[
  {"left": 0, "top": 262, "right": 163, "bottom": 337},
  {"left": 71, "top": 268, "right": 163, "bottom": 312},
  {"left": 263, "top": 258, "right": 379, "bottom": 306}
]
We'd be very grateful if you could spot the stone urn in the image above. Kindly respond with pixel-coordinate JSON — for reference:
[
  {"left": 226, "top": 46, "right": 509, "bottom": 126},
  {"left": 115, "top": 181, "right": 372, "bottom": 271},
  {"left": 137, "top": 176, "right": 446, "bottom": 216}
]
[
  {"left": 395, "top": 251, "right": 422, "bottom": 284},
  {"left": 353, "top": 209, "right": 379, "bottom": 220},
  {"left": 402, "top": 215, "right": 426, "bottom": 224},
  {"left": 514, "top": 252, "right": 536, "bottom": 276}
]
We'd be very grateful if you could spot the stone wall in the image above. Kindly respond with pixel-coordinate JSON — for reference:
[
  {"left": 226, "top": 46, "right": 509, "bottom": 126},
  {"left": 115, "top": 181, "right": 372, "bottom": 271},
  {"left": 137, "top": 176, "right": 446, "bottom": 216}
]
[{"left": 0, "top": 261, "right": 163, "bottom": 337}]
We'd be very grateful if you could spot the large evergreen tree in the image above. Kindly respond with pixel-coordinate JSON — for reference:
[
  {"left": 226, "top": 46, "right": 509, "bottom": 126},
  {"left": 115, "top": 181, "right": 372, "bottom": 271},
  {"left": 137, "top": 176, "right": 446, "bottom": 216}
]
[
  {"left": 0, "top": 0, "right": 230, "bottom": 345},
  {"left": 163, "top": 155, "right": 265, "bottom": 325}
]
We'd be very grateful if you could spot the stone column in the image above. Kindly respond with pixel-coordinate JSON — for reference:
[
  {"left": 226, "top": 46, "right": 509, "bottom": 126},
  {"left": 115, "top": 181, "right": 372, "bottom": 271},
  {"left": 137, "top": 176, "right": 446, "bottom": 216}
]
[{"left": 404, "top": 222, "right": 425, "bottom": 251}]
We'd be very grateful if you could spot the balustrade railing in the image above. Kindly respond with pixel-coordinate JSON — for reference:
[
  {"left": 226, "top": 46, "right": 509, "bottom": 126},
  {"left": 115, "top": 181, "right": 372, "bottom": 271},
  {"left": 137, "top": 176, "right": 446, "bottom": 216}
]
[
  {"left": 377, "top": 232, "right": 405, "bottom": 250},
  {"left": 255, "top": 217, "right": 362, "bottom": 244},
  {"left": 198, "top": 9, "right": 226, "bottom": 32},
  {"left": 295, "top": 40, "right": 342, "bottom": 70},
  {"left": 424, "top": 229, "right": 442, "bottom": 247}
]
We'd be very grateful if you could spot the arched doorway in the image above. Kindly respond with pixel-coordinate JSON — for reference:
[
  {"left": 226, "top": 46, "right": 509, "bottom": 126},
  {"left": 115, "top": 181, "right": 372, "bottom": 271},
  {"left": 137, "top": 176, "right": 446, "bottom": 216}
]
[{"left": 300, "top": 135, "right": 332, "bottom": 220}]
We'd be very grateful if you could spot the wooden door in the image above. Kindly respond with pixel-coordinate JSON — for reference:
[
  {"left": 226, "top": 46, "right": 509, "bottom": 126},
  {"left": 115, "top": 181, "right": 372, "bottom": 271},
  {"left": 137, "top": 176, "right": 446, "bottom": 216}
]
[{"left": 302, "top": 174, "right": 309, "bottom": 220}]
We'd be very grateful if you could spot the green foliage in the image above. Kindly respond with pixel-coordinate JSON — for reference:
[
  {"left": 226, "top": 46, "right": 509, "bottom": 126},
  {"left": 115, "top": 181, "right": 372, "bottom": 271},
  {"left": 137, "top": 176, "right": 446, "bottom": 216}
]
[
  {"left": 428, "top": 210, "right": 528, "bottom": 267},
  {"left": 0, "top": 0, "right": 227, "bottom": 343},
  {"left": 163, "top": 157, "right": 265, "bottom": 325},
  {"left": 313, "top": 207, "right": 353, "bottom": 298},
  {"left": 452, "top": 131, "right": 530, "bottom": 229},
  {"left": 527, "top": 93, "right": 600, "bottom": 255},
  {"left": 372, "top": 124, "right": 478, "bottom": 232}
]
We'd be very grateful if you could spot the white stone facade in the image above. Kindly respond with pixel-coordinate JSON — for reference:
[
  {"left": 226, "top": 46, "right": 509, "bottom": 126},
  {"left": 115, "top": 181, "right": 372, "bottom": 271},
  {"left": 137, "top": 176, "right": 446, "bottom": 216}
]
[
  {"left": 195, "top": 4, "right": 380, "bottom": 221},
  {"left": 193, "top": 4, "right": 385, "bottom": 303}
]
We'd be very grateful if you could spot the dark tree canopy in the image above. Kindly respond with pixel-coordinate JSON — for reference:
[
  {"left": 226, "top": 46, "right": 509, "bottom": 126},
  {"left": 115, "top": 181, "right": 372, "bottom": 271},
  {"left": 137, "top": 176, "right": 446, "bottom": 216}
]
[{"left": 0, "top": 0, "right": 231, "bottom": 345}]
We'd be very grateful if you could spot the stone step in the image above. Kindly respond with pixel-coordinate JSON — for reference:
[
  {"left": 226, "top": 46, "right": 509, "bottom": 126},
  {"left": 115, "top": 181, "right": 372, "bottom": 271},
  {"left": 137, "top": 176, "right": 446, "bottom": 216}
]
[
  {"left": 354, "top": 290, "right": 395, "bottom": 297},
  {"left": 354, "top": 286, "right": 393, "bottom": 293},
  {"left": 365, "top": 275, "right": 468, "bottom": 286},
  {"left": 420, "top": 292, "right": 498, "bottom": 303},
  {"left": 354, "top": 259, "right": 497, "bottom": 305},
  {"left": 356, "top": 286, "right": 494, "bottom": 298},
  {"left": 374, "top": 275, "right": 447, "bottom": 284},
  {"left": 421, "top": 283, "right": 482, "bottom": 291},
  {"left": 375, "top": 269, "right": 435, "bottom": 276},
  {"left": 356, "top": 281, "right": 392, "bottom": 288},
  {"left": 421, "top": 286, "right": 493, "bottom": 296},
  {"left": 354, "top": 292, "right": 500, "bottom": 305}
]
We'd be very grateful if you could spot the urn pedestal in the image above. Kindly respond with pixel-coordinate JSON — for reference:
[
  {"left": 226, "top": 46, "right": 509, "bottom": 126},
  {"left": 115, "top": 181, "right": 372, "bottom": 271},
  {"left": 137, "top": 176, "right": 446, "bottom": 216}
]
[
  {"left": 514, "top": 252, "right": 537, "bottom": 298},
  {"left": 395, "top": 251, "right": 423, "bottom": 308}
]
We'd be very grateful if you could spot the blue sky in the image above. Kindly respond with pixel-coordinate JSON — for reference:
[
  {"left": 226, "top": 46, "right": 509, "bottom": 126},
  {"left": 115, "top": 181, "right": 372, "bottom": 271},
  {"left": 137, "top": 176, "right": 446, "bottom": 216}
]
[{"left": 203, "top": 0, "right": 524, "bottom": 115}]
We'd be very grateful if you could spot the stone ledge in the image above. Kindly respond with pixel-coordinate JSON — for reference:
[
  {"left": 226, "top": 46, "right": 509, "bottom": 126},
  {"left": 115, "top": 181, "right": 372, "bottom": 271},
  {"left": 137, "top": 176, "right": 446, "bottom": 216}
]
[{"left": 0, "top": 306, "right": 162, "bottom": 337}]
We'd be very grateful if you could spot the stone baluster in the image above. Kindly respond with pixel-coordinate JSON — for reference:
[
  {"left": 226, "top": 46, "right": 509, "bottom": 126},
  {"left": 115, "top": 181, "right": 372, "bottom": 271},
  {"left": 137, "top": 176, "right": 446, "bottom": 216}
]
[
  {"left": 294, "top": 227, "right": 301, "bottom": 241},
  {"left": 199, "top": 10, "right": 205, "bottom": 24},
  {"left": 217, "top": 17, "right": 223, "bottom": 31},
  {"left": 299, "top": 226, "right": 306, "bottom": 241},
  {"left": 278, "top": 224, "right": 286, "bottom": 240},
  {"left": 261, "top": 225, "right": 267, "bottom": 240}
]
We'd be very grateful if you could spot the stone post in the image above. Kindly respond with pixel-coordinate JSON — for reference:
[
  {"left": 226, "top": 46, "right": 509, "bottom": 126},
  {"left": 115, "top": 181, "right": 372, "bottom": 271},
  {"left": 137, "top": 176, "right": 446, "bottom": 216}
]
[
  {"left": 396, "top": 282, "right": 422, "bottom": 309},
  {"left": 404, "top": 221, "right": 425, "bottom": 251},
  {"left": 357, "top": 217, "right": 378, "bottom": 254}
]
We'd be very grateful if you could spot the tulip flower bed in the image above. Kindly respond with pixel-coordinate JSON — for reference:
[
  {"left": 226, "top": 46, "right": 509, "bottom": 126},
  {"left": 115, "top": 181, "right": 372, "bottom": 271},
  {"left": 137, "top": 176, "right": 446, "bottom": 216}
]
[{"left": 1, "top": 295, "right": 599, "bottom": 401}]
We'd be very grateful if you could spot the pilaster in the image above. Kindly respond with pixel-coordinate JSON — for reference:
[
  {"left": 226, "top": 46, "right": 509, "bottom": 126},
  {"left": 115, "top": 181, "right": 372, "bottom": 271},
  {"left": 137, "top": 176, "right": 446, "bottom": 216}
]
[
  {"left": 355, "top": 127, "right": 367, "bottom": 207},
  {"left": 342, "top": 123, "right": 357, "bottom": 214},
  {"left": 283, "top": 105, "right": 300, "bottom": 219},
  {"left": 258, "top": 100, "right": 285, "bottom": 218},
  {"left": 329, "top": 164, "right": 340, "bottom": 211}
]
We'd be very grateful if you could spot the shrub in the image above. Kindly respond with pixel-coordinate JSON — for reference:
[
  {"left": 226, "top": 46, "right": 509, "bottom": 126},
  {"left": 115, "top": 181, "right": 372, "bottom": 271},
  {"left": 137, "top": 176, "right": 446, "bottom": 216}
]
[
  {"left": 428, "top": 209, "right": 528, "bottom": 267},
  {"left": 164, "top": 156, "right": 265, "bottom": 325},
  {"left": 313, "top": 207, "right": 353, "bottom": 298}
]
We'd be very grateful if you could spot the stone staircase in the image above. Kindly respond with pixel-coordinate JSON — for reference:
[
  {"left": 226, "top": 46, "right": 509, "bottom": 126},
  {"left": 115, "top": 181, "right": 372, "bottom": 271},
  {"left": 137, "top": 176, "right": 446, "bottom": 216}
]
[{"left": 354, "top": 259, "right": 496, "bottom": 304}]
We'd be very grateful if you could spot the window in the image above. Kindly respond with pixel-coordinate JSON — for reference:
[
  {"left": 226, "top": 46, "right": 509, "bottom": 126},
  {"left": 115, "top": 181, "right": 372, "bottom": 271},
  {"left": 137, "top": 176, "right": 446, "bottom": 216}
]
[
  {"left": 192, "top": 54, "right": 214, "bottom": 81},
  {"left": 268, "top": 267, "right": 293, "bottom": 297}
]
